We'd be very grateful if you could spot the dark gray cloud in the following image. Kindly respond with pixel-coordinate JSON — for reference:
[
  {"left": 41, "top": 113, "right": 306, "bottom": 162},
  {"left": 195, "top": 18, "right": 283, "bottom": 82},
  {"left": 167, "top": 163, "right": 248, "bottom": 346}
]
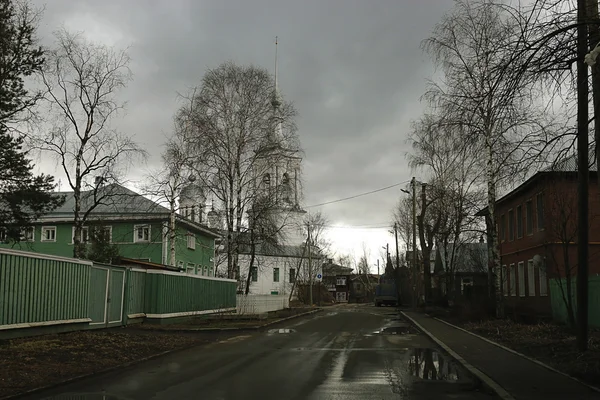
[{"left": 31, "top": 0, "right": 455, "bottom": 258}]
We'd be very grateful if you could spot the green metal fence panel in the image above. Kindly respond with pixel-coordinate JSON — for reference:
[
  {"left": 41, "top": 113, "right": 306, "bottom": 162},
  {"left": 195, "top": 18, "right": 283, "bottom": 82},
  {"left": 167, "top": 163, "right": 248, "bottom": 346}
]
[
  {"left": 0, "top": 249, "right": 91, "bottom": 328},
  {"left": 143, "top": 271, "right": 236, "bottom": 317},
  {"left": 108, "top": 269, "right": 125, "bottom": 325},
  {"left": 549, "top": 276, "right": 600, "bottom": 328},
  {"left": 126, "top": 270, "right": 146, "bottom": 316},
  {"left": 88, "top": 266, "right": 108, "bottom": 325}
]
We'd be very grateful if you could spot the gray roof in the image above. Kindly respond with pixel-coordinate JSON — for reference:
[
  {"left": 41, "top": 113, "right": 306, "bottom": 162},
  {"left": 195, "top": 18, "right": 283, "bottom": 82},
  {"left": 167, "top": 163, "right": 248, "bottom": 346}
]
[
  {"left": 544, "top": 152, "right": 597, "bottom": 172},
  {"left": 436, "top": 242, "right": 488, "bottom": 274},
  {"left": 49, "top": 183, "right": 169, "bottom": 217},
  {"left": 41, "top": 183, "right": 220, "bottom": 238}
]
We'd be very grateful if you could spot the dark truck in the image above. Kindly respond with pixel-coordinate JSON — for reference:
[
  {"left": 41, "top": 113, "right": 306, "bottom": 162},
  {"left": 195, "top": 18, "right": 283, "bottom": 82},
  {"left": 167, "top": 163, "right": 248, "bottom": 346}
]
[{"left": 374, "top": 275, "right": 398, "bottom": 307}]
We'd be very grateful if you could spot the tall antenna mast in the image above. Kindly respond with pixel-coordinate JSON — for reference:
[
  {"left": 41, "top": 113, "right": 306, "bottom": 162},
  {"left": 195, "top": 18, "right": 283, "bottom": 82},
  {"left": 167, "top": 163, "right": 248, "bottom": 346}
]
[{"left": 275, "top": 36, "right": 279, "bottom": 94}]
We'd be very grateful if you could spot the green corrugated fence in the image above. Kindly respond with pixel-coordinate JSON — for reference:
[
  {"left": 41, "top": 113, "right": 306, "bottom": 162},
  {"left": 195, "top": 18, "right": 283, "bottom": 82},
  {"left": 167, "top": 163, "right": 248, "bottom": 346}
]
[
  {"left": 0, "top": 248, "right": 237, "bottom": 337},
  {"left": 143, "top": 270, "right": 236, "bottom": 318},
  {"left": 549, "top": 275, "right": 600, "bottom": 328},
  {"left": 0, "top": 249, "right": 92, "bottom": 329}
]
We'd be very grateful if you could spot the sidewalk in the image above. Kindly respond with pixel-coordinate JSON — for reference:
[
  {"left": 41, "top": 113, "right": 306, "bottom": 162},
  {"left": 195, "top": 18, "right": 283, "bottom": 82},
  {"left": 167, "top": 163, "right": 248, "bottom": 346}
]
[{"left": 403, "top": 311, "right": 600, "bottom": 400}]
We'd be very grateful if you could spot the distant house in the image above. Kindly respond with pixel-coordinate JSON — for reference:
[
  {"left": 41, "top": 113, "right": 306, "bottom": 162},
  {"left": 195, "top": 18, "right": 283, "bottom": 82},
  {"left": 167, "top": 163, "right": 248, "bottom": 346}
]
[
  {"left": 350, "top": 274, "right": 380, "bottom": 303},
  {"left": 0, "top": 183, "right": 221, "bottom": 276},
  {"left": 476, "top": 155, "right": 600, "bottom": 321},
  {"left": 434, "top": 241, "right": 489, "bottom": 305},
  {"left": 322, "top": 260, "right": 353, "bottom": 303}
]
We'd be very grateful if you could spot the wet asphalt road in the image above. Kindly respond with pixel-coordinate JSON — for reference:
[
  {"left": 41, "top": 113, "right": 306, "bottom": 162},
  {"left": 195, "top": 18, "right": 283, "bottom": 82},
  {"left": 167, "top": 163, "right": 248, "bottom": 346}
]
[{"left": 26, "top": 304, "right": 497, "bottom": 400}]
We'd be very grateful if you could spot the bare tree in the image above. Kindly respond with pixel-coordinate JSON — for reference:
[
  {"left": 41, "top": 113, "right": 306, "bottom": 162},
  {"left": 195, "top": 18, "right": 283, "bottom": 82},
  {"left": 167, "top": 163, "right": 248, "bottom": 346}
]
[
  {"left": 178, "top": 62, "right": 300, "bottom": 279},
  {"left": 423, "top": 0, "right": 554, "bottom": 316},
  {"left": 407, "top": 113, "right": 486, "bottom": 302},
  {"left": 143, "top": 124, "right": 197, "bottom": 266},
  {"left": 33, "top": 29, "right": 145, "bottom": 258}
]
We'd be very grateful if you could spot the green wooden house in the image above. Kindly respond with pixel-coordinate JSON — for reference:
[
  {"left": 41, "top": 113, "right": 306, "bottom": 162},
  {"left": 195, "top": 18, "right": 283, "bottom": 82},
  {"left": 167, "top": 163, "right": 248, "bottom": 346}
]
[{"left": 0, "top": 184, "right": 220, "bottom": 276}]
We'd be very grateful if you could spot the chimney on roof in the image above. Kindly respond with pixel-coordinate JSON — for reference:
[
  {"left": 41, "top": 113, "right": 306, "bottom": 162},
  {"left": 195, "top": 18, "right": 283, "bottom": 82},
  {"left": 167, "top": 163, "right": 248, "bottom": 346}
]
[{"left": 95, "top": 176, "right": 104, "bottom": 187}]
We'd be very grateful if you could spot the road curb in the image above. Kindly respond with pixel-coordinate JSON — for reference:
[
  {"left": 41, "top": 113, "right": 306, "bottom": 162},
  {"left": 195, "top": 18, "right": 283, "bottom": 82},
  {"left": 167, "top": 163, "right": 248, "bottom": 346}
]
[
  {"left": 140, "top": 308, "right": 324, "bottom": 333},
  {"left": 433, "top": 316, "right": 600, "bottom": 394},
  {"left": 400, "top": 311, "right": 515, "bottom": 400}
]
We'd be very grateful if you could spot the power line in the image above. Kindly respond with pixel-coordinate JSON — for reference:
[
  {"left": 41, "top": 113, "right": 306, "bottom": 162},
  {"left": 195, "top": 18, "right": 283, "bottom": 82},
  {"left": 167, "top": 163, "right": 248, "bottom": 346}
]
[
  {"left": 320, "top": 222, "right": 392, "bottom": 229},
  {"left": 305, "top": 180, "right": 410, "bottom": 208}
]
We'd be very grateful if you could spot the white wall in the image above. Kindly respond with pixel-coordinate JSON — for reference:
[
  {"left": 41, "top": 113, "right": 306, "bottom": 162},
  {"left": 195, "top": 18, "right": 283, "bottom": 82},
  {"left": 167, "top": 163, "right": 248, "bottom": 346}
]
[{"left": 237, "top": 253, "right": 323, "bottom": 296}]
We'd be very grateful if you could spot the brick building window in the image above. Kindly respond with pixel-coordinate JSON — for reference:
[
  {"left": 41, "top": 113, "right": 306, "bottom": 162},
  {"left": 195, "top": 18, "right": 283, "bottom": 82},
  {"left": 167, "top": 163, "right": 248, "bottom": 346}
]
[
  {"left": 518, "top": 262, "right": 525, "bottom": 297},
  {"left": 526, "top": 200, "right": 533, "bottom": 235},
  {"left": 508, "top": 209, "right": 514, "bottom": 241},
  {"left": 516, "top": 205, "right": 523, "bottom": 239},
  {"left": 536, "top": 192, "right": 544, "bottom": 230},
  {"left": 527, "top": 260, "right": 535, "bottom": 296},
  {"left": 509, "top": 264, "right": 516, "bottom": 296}
]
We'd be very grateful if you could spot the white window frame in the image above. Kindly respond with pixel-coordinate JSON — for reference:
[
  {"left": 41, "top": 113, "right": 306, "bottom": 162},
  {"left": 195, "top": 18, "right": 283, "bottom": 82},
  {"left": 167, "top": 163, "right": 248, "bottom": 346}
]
[
  {"left": 41, "top": 226, "right": 57, "bottom": 242},
  {"left": 20, "top": 226, "right": 35, "bottom": 242},
  {"left": 539, "top": 262, "right": 548, "bottom": 296},
  {"left": 273, "top": 267, "right": 280, "bottom": 282},
  {"left": 98, "top": 226, "right": 112, "bottom": 243},
  {"left": 134, "top": 224, "right": 151, "bottom": 243},
  {"left": 509, "top": 264, "right": 516, "bottom": 296},
  {"left": 527, "top": 260, "right": 536, "bottom": 296},
  {"left": 71, "top": 226, "right": 89, "bottom": 244},
  {"left": 518, "top": 262, "right": 525, "bottom": 297},
  {"left": 186, "top": 263, "right": 195, "bottom": 275},
  {"left": 336, "top": 277, "right": 346, "bottom": 286},
  {"left": 187, "top": 232, "right": 196, "bottom": 249}
]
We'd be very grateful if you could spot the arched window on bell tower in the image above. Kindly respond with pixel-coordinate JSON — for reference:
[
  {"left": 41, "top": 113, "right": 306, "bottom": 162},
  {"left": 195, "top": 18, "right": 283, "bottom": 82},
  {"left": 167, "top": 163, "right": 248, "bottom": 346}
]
[{"left": 282, "top": 172, "right": 292, "bottom": 204}]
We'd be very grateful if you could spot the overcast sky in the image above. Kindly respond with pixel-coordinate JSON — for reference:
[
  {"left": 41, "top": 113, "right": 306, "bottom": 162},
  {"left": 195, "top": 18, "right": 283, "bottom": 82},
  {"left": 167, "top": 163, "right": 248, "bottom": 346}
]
[{"left": 31, "top": 0, "right": 457, "bottom": 270}]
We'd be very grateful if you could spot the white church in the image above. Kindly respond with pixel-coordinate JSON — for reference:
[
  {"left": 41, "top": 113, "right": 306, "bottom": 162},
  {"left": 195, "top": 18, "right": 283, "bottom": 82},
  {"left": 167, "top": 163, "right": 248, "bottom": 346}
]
[{"left": 177, "top": 40, "right": 323, "bottom": 297}]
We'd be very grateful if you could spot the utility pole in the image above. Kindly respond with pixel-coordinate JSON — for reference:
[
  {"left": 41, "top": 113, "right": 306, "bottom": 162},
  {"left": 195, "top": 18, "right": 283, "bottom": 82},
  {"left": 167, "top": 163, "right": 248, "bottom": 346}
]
[
  {"left": 394, "top": 222, "right": 400, "bottom": 269},
  {"left": 411, "top": 177, "right": 417, "bottom": 310},
  {"left": 577, "top": 0, "right": 589, "bottom": 352},
  {"left": 308, "top": 222, "right": 313, "bottom": 306},
  {"left": 422, "top": 183, "right": 431, "bottom": 304},
  {"left": 386, "top": 243, "right": 390, "bottom": 264}
]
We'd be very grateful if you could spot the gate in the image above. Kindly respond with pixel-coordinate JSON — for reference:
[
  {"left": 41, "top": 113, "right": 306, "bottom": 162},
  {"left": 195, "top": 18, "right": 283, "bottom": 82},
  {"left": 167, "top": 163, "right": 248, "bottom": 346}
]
[{"left": 88, "top": 265, "right": 126, "bottom": 328}]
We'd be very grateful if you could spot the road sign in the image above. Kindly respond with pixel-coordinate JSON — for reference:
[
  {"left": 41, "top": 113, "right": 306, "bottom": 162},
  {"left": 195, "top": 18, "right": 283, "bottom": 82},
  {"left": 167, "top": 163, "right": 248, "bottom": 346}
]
[{"left": 316, "top": 273, "right": 322, "bottom": 280}]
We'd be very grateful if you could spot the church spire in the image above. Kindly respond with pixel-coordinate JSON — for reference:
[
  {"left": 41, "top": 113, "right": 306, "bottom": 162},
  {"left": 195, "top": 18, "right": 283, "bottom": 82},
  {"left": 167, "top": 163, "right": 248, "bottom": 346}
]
[{"left": 271, "top": 36, "right": 282, "bottom": 110}]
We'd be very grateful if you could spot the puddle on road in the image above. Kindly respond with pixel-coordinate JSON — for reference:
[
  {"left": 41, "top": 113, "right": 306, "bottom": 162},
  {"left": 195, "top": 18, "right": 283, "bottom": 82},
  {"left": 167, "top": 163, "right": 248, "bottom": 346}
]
[
  {"left": 366, "top": 322, "right": 416, "bottom": 336},
  {"left": 267, "top": 328, "right": 296, "bottom": 334},
  {"left": 404, "top": 348, "right": 460, "bottom": 381}
]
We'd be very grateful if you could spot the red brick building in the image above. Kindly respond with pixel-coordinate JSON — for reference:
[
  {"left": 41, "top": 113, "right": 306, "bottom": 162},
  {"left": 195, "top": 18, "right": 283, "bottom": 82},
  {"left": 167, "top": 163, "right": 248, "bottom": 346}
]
[{"left": 478, "top": 162, "right": 600, "bottom": 317}]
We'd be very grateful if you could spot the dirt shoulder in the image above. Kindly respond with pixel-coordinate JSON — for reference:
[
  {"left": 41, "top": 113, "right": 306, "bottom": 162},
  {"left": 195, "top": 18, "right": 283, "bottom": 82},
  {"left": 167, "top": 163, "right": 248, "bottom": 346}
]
[
  {"left": 0, "top": 329, "right": 225, "bottom": 399},
  {"left": 135, "top": 307, "right": 319, "bottom": 331},
  {"left": 441, "top": 317, "right": 600, "bottom": 388}
]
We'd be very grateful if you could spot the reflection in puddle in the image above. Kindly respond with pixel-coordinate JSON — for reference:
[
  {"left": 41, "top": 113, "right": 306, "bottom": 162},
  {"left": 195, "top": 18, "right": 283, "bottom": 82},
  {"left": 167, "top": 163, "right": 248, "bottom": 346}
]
[
  {"left": 267, "top": 328, "right": 296, "bottom": 334},
  {"left": 407, "top": 348, "right": 459, "bottom": 381},
  {"left": 371, "top": 323, "right": 415, "bottom": 335}
]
